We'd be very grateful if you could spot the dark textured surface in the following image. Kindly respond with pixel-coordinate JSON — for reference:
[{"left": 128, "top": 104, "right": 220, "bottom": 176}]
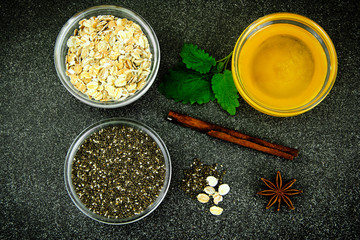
[{"left": 1, "top": 0, "right": 359, "bottom": 239}]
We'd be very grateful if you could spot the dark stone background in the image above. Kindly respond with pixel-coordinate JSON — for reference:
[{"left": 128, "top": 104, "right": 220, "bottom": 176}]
[{"left": 1, "top": 0, "right": 359, "bottom": 239}]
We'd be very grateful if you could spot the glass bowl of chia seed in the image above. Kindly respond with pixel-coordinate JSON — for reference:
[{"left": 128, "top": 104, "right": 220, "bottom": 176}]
[
  {"left": 54, "top": 5, "right": 160, "bottom": 108},
  {"left": 64, "top": 118, "right": 171, "bottom": 224}
]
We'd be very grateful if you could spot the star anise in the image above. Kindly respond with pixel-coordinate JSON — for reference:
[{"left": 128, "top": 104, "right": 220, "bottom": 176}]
[{"left": 257, "top": 171, "right": 303, "bottom": 211}]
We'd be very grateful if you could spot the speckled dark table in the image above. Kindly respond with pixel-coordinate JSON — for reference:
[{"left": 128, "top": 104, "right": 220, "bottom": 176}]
[{"left": 1, "top": 0, "right": 359, "bottom": 239}]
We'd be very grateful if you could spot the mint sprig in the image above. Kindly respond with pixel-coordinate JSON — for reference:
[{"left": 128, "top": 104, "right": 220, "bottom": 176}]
[{"left": 158, "top": 43, "right": 240, "bottom": 115}]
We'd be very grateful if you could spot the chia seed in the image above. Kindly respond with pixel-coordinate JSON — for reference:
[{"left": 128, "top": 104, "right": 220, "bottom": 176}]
[{"left": 71, "top": 125, "right": 166, "bottom": 219}]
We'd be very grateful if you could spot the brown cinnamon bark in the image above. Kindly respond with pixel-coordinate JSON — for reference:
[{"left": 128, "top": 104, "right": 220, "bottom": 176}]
[{"left": 167, "top": 111, "right": 299, "bottom": 160}]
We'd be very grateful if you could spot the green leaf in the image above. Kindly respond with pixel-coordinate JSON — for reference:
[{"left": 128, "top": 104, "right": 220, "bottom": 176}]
[
  {"left": 180, "top": 44, "right": 216, "bottom": 74},
  {"left": 158, "top": 69, "right": 215, "bottom": 104},
  {"left": 211, "top": 70, "right": 240, "bottom": 115}
]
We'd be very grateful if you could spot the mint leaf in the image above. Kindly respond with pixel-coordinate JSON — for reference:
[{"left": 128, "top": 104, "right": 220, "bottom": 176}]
[
  {"left": 158, "top": 69, "right": 215, "bottom": 104},
  {"left": 180, "top": 44, "right": 216, "bottom": 74},
  {"left": 211, "top": 70, "right": 240, "bottom": 115}
]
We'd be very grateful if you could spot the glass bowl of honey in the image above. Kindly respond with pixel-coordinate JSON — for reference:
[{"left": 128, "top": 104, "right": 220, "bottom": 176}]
[{"left": 232, "top": 13, "right": 337, "bottom": 117}]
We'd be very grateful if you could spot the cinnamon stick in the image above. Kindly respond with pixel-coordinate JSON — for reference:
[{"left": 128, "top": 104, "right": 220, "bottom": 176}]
[{"left": 166, "top": 111, "right": 299, "bottom": 160}]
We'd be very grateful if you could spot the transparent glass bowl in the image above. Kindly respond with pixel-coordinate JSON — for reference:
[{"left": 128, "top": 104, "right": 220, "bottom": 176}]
[
  {"left": 54, "top": 5, "right": 160, "bottom": 108},
  {"left": 64, "top": 118, "right": 171, "bottom": 224},
  {"left": 232, "top": 13, "right": 337, "bottom": 117}
]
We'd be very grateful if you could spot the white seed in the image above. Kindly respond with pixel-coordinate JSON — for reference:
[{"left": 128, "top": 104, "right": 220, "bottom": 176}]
[
  {"left": 213, "top": 192, "right": 223, "bottom": 205},
  {"left": 218, "top": 184, "right": 230, "bottom": 195},
  {"left": 206, "top": 176, "right": 218, "bottom": 187},
  {"left": 209, "top": 206, "right": 223, "bottom": 215},
  {"left": 197, "top": 193, "right": 210, "bottom": 204},
  {"left": 204, "top": 186, "right": 216, "bottom": 195}
]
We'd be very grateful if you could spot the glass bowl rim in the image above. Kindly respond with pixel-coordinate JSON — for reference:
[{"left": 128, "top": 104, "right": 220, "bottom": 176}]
[
  {"left": 231, "top": 12, "right": 338, "bottom": 117},
  {"left": 54, "top": 5, "right": 160, "bottom": 108},
  {"left": 64, "top": 117, "right": 172, "bottom": 225}
]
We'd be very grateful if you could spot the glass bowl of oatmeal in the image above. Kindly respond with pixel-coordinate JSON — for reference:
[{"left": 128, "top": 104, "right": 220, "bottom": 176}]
[
  {"left": 64, "top": 118, "right": 172, "bottom": 224},
  {"left": 54, "top": 5, "right": 160, "bottom": 108}
]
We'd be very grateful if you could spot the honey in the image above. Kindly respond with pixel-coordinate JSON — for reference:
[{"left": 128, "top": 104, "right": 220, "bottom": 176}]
[{"left": 238, "top": 23, "right": 328, "bottom": 110}]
